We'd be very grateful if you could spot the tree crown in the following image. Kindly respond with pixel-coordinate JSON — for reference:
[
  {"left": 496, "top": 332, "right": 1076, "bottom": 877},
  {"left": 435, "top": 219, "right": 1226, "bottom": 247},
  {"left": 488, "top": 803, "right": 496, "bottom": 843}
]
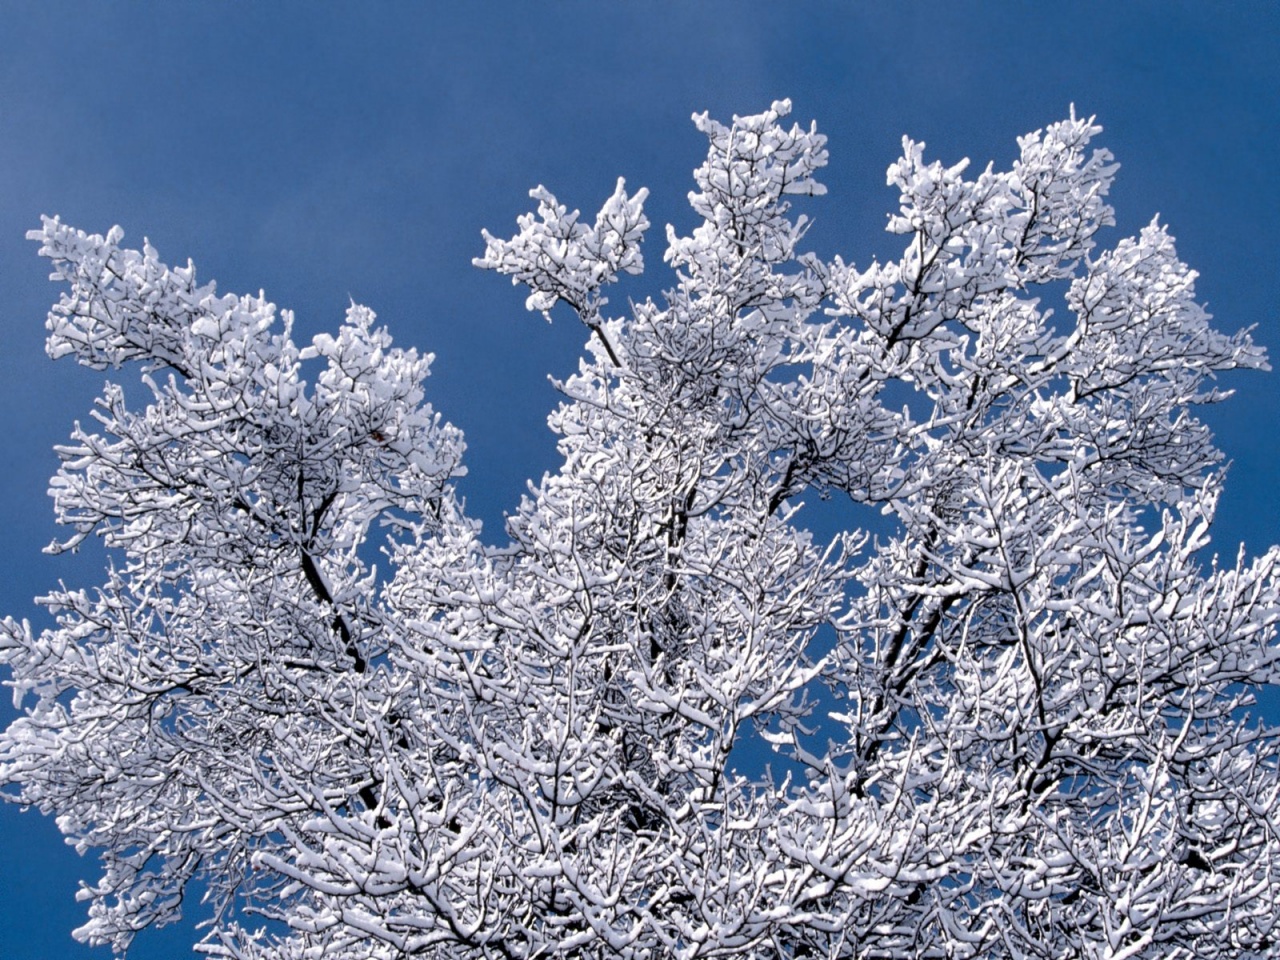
[{"left": 3, "top": 101, "right": 1279, "bottom": 960}]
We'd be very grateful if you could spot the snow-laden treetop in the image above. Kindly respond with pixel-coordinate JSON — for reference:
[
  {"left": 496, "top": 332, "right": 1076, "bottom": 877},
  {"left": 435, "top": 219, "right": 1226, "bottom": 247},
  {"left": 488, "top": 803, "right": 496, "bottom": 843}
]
[{"left": 3, "top": 100, "right": 1279, "bottom": 959}]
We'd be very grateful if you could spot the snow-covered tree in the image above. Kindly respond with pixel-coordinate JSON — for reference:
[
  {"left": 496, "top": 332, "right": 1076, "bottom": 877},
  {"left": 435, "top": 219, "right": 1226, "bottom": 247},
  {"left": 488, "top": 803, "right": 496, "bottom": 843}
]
[{"left": 4, "top": 101, "right": 1280, "bottom": 959}]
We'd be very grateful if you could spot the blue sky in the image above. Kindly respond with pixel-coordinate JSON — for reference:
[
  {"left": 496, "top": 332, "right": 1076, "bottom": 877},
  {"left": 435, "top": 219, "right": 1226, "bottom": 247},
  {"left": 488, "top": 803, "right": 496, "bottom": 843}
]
[{"left": 0, "top": 3, "right": 1277, "bottom": 956}]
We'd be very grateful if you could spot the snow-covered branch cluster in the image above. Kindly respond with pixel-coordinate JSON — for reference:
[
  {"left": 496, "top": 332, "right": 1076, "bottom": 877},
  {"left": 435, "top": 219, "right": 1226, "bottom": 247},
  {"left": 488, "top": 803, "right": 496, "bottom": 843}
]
[{"left": 4, "top": 101, "right": 1280, "bottom": 959}]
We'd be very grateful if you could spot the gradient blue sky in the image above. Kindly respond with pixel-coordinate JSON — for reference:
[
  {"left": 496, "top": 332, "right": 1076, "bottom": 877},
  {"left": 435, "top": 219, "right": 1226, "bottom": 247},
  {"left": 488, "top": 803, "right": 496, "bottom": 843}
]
[{"left": 0, "top": 3, "right": 1277, "bottom": 956}]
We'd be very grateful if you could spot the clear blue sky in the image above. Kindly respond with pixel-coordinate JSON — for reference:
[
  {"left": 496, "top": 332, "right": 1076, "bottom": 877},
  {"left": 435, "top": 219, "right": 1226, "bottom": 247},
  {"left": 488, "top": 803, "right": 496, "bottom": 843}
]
[{"left": 0, "top": 3, "right": 1277, "bottom": 956}]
